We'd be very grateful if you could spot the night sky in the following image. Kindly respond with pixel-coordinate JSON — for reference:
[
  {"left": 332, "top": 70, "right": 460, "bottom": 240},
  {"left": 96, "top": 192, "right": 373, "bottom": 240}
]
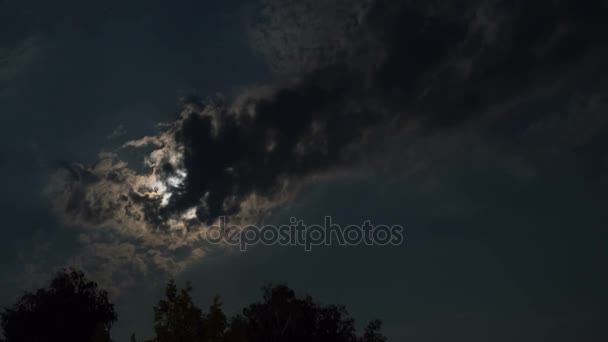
[{"left": 1, "top": 0, "right": 607, "bottom": 341}]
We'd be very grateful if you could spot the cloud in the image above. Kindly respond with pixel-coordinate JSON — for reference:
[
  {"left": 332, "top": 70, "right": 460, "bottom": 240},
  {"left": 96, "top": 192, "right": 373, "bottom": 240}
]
[
  {"left": 47, "top": 0, "right": 608, "bottom": 287},
  {"left": 0, "top": 36, "right": 42, "bottom": 97},
  {"left": 106, "top": 124, "right": 126, "bottom": 140},
  {"left": 250, "top": 0, "right": 371, "bottom": 76}
]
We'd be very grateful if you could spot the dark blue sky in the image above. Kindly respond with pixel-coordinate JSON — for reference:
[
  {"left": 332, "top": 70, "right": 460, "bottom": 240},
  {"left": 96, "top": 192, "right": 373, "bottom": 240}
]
[{"left": 1, "top": 1, "right": 607, "bottom": 341}]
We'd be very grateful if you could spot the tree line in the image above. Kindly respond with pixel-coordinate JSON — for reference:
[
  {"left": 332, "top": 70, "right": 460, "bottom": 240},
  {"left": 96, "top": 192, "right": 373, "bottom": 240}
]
[{"left": 1, "top": 269, "right": 386, "bottom": 342}]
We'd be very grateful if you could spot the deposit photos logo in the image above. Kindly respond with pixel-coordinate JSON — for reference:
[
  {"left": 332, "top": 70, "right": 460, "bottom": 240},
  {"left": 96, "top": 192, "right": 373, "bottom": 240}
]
[{"left": 204, "top": 216, "right": 405, "bottom": 251}]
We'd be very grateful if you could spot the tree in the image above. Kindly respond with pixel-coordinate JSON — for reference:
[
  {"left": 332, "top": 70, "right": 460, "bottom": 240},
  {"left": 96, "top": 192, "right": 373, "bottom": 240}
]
[
  {"left": 4, "top": 271, "right": 386, "bottom": 342},
  {"left": 241, "top": 284, "right": 361, "bottom": 342},
  {"left": 142, "top": 281, "right": 387, "bottom": 342},
  {"left": 152, "top": 280, "right": 206, "bottom": 342},
  {"left": 222, "top": 315, "right": 248, "bottom": 342},
  {"left": 203, "top": 296, "right": 227, "bottom": 342},
  {"left": 0, "top": 268, "right": 117, "bottom": 342},
  {"left": 360, "top": 320, "right": 387, "bottom": 342}
]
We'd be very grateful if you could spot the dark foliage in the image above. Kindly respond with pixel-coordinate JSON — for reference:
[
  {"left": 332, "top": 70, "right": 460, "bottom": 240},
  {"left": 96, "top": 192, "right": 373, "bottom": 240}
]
[
  {"left": 1, "top": 271, "right": 385, "bottom": 342},
  {"left": 0, "top": 269, "right": 117, "bottom": 342},
  {"left": 136, "top": 281, "right": 386, "bottom": 342}
]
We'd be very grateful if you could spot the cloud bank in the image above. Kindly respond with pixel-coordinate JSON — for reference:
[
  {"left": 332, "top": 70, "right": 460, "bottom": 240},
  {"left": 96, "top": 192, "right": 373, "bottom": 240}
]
[{"left": 47, "top": 0, "right": 608, "bottom": 288}]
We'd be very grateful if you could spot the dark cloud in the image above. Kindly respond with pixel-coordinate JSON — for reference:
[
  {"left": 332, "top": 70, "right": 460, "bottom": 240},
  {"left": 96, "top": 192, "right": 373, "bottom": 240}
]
[
  {"left": 172, "top": 0, "right": 608, "bottom": 221},
  {"left": 163, "top": 68, "right": 376, "bottom": 224},
  {"left": 49, "top": 0, "right": 608, "bottom": 270}
]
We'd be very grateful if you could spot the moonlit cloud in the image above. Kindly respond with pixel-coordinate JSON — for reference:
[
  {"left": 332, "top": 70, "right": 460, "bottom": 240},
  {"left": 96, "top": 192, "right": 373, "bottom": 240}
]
[{"left": 46, "top": 0, "right": 608, "bottom": 291}]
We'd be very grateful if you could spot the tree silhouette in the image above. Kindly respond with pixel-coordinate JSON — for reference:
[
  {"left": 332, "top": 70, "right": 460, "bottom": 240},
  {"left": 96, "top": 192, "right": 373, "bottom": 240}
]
[
  {"left": 242, "top": 285, "right": 359, "bottom": 342},
  {"left": 0, "top": 269, "right": 117, "bottom": 342},
  {"left": 222, "top": 315, "right": 248, "bottom": 342},
  {"left": 140, "top": 281, "right": 386, "bottom": 342},
  {"left": 151, "top": 280, "right": 206, "bottom": 342},
  {"left": 203, "top": 296, "right": 227, "bottom": 342},
  {"left": 360, "top": 320, "right": 387, "bottom": 342},
  {"left": 2, "top": 270, "right": 386, "bottom": 342}
]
